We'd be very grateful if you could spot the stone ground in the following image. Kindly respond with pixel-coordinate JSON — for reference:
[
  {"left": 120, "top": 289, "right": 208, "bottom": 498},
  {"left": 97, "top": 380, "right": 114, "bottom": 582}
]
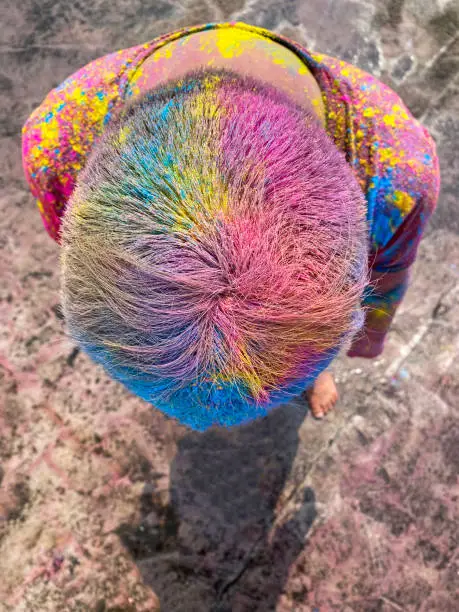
[{"left": 1, "top": 1, "right": 459, "bottom": 610}]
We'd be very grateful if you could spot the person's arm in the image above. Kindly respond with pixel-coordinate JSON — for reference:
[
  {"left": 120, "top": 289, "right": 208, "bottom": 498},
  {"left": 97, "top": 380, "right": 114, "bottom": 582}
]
[
  {"left": 347, "top": 267, "right": 410, "bottom": 358},
  {"left": 348, "top": 172, "right": 439, "bottom": 359}
]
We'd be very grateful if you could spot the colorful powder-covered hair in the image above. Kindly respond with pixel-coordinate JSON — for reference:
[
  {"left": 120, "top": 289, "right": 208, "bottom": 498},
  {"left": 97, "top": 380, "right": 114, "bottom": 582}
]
[{"left": 61, "top": 69, "right": 369, "bottom": 430}]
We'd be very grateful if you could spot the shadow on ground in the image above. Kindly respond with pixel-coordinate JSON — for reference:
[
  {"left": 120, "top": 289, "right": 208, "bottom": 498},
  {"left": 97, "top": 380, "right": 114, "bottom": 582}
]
[{"left": 117, "top": 401, "right": 316, "bottom": 612}]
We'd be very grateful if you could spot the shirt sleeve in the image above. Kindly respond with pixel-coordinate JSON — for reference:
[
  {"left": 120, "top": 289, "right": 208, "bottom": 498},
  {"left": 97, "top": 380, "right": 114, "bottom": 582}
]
[
  {"left": 348, "top": 148, "right": 440, "bottom": 359},
  {"left": 304, "top": 52, "right": 441, "bottom": 358},
  {"left": 21, "top": 45, "right": 147, "bottom": 243}
]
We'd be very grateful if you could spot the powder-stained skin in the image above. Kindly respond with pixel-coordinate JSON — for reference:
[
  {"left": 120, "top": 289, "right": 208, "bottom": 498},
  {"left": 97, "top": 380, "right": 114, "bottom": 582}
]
[{"left": 22, "top": 21, "right": 440, "bottom": 362}]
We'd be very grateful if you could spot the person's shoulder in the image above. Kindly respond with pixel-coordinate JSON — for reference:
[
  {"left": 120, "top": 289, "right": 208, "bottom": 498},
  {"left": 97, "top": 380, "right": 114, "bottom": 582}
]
[
  {"left": 22, "top": 45, "right": 143, "bottom": 151},
  {"left": 311, "top": 52, "right": 432, "bottom": 146},
  {"left": 22, "top": 42, "right": 156, "bottom": 175},
  {"left": 22, "top": 44, "right": 149, "bottom": 241},
  {"left": 314, "top": 53, "right": 439, "bottom": 248},
  {"left": 310, "top": 52, "right": 437, "bottom": 178}
]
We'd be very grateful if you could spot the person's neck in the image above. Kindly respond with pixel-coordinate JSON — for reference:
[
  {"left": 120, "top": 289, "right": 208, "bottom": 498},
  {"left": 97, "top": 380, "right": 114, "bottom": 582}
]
[{"left": 131, "top": 28, "right": 326, "bottom": 125}]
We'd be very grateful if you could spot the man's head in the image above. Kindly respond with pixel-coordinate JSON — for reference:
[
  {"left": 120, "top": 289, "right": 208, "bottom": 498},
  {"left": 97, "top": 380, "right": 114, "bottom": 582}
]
[{"left": 61, "top": 69, "right": 368, "bottom": 430}]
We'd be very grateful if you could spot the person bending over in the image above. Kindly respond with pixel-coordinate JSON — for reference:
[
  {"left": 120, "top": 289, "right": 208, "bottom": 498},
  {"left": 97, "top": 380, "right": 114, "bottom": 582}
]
[{"left": 22, "top": 23, "right": 440, "bottom": 430}]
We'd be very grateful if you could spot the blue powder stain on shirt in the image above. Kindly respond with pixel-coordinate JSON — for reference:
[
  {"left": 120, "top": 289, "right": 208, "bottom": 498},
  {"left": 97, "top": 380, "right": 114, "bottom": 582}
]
[
  {"left": 366, "top": 177, "right": 380, "bottom": 234},
  {"left": 44, "top": 112, "right": 54, "bottom": 123},
  {"left": 424, "top": 153, "right": 432, "bottom": 163},
  {"left": 367, "top": 168, "right": 405, "bottom": 250},
  {"left": 374, "top": 212, "right": 398, "bottom": 250},
  {"left": 96, "top": 91, "right": 105, "bottom": 100}
]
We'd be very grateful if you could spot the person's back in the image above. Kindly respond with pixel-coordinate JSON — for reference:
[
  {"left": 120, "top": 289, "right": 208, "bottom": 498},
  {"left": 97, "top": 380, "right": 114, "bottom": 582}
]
[{"left": 22, "top": 22, "right": 439, "bottom": 429}]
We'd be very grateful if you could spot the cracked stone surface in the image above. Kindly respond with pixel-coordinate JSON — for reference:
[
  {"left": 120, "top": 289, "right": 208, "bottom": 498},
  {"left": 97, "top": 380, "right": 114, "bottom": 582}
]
[{"left": 1, "top": 1, "right": 458, "bottom": 611}]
